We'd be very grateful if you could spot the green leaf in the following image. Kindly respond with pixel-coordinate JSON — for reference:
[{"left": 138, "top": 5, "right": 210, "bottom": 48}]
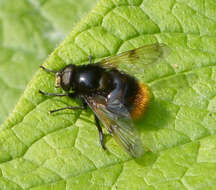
[
  {"left": 1, "top": 0, "right": 216, "bottom": 189},
  {"left": 0, "top": 0, "right": 97, "bottom": 123}
]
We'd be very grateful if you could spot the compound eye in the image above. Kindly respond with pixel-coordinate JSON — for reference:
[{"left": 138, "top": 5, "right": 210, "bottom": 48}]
[{"left": 61, "top": 69, "right": 73, "bottom": 91}]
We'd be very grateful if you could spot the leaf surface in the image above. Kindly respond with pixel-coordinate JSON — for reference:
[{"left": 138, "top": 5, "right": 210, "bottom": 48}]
[{"left": 0, "top": 0, "right": 216, "bottom": 189}]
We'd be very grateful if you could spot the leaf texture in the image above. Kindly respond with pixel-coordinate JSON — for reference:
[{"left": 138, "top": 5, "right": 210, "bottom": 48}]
[{"left": 0, "top": 0, "right": 216, "bottom": 189}]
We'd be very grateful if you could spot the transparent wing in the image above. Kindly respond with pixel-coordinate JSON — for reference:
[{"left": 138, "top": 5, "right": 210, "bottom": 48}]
[
  {"left": 85, "top": 95, "right": 143, "bottom": 158},
  {"left": 98, "top": 43, "right": 170, "bottom": 68}
]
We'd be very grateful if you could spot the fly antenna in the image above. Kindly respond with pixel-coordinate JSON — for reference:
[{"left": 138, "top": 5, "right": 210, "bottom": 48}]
[{"left": 40, "top": 65, "right": 57, "bottom": 74}]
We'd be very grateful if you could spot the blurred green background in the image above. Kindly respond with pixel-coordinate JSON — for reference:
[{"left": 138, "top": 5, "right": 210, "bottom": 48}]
[{"left": 0, "top": 0, "right": 97, "bottom": 124}]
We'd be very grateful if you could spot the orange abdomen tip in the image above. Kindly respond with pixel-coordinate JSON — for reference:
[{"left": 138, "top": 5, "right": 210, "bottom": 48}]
[{"left": 131, "top": 83, "right": 150, "bottom": 120}]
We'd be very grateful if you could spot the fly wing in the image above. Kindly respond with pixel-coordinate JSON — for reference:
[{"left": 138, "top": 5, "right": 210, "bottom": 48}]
[
  {"left": 98, "top": 43, "right": 170, "bottom": 69},
  {"left": 85, "top": 95, "right": 143, "bottom": 158}
]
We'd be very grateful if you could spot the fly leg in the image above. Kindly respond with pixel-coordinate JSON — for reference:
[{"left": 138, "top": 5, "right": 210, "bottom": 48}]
[
  {"left": 39, "top": 90, "right": 69, "bottom": 97},
  {"left": 39, "top": 90, "right": 80, "bottom": 98},
  {"left": 88, "top": 55, "right": 93, "bottom": 64},
  {"left": 39, "top": 90, "right": 86, "bottom": 113},
  {"left": 49, "top": 105, "right": 86, "bottom": 114},
  {"left": 94, "top": 114, "right": 106, "bottom": 150}
]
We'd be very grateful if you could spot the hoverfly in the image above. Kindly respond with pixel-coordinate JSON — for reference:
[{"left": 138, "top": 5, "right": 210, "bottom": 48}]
[{"left": 39, "top": 43, "right": 170, "bottom": 157}]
